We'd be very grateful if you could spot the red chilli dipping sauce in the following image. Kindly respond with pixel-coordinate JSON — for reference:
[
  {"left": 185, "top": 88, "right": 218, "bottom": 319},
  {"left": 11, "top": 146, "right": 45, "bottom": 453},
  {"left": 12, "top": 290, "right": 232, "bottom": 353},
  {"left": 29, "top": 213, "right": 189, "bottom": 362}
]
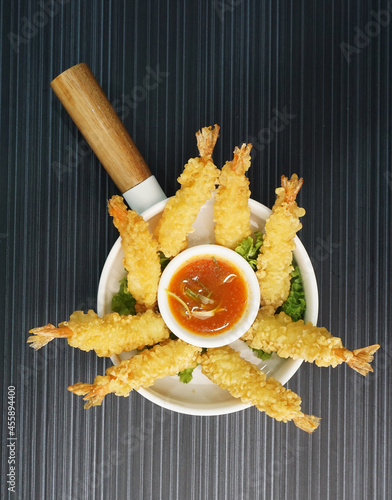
[{"left": 166, "top": 255, "right": 248, "bottom": 336}]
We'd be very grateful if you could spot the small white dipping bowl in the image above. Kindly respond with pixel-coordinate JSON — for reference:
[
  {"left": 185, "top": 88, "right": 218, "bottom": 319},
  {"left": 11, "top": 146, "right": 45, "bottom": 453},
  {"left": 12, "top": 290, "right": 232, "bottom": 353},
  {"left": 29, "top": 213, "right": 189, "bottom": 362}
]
[{"left": 157, "top": 244, "right": 261, "bottom": 348}]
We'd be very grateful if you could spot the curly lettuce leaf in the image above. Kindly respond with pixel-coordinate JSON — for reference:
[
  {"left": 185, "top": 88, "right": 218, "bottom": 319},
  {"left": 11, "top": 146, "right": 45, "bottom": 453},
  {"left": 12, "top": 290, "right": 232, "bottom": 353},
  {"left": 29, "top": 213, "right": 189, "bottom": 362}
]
[
  {"left": 178, "top": 367, "right": 196, "bottom": 383},
  {"left": 178, "top": 349, "right": 206, "bottom": 383},
  {"left": 277, "top": 265, "right": 306, "bottom": 322},
  {"left": 235, "top": 231, "right": 263, "bottom": 270},
  {"left": 251, "top": 348, "right": 272, "bottom": 361},
  {"left": 111, "top": 276, "right": 137, "bottom": 316},
  {"left": 159, "top": 251, "right": 171, "bottom": 271}
]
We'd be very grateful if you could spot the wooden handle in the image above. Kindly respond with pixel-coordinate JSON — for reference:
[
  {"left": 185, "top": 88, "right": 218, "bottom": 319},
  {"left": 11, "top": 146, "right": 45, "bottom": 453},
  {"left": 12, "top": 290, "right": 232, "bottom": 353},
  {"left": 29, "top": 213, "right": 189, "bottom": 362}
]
[{"left": 51, "top": 63, "right": 152, "bottom": 193}]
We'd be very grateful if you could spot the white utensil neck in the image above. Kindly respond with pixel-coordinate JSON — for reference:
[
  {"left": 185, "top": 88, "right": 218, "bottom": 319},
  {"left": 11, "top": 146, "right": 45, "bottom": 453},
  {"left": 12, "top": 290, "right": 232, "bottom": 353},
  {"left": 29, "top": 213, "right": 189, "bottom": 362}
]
[{"left": 122, "top": 175, "right": 167, "bottom": 214}]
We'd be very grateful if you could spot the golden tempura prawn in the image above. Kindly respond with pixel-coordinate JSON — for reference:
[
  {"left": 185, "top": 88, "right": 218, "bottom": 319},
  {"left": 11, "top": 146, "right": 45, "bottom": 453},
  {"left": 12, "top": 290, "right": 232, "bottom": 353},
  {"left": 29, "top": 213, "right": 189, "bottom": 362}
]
[
  {"left": 108, "top": 195, "right": 161, "bottom": 308},
  {"left": 68, "top": 339, "right": 202, "bottom": 408},
  {"left": 213, "top": 143, "right": 252, "bottom": 249},
  {"left": 198, "top": 346, "right": 320, "bottom": 433},
  {"left": 242, "top": 310, "right": 380, "bottom": 376},
  {"left": 27, "top": 309, "right": 170, "bottom": 357},
  {"left": 256, "top": 174, "right": 305, "bottom": 314},
  {"left": 154, "top": 124, "right": 220, "bottom": 257}
]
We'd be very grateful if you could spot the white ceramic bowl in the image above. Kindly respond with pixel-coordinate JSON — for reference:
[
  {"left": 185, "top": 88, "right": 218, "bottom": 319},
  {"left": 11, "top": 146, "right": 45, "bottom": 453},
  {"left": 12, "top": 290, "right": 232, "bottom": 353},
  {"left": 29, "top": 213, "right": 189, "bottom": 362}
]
[
  {"left": 157, "top": 244, "right": 261, "bottom": 348},
  {"left": 97, "top": 196, "right": 319, "bottom": 416}
]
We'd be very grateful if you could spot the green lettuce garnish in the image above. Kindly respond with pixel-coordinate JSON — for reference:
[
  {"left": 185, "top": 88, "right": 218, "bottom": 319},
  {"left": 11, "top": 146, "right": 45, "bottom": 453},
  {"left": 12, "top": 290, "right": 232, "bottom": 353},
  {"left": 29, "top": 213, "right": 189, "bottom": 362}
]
[
  {"left": 159, "top": 251, "right": 170, "bottom": 271},
  {"left": 178, "top": 349, "right": 206, "bottom": 383},
  {"left": 277, "top": 265, "right": 306, "bottom": 322},
  {"left": 235, "top": 231, "right": 263, "bottom": 270},
  {"left": 178, "top": 367, "right": 196, "bottom": 384},
  {"left": 251, "top": 348, "right": 272, "bottom": 361},
  {"left": 111, "top": 276, "right": 137, "bottom": 316}
]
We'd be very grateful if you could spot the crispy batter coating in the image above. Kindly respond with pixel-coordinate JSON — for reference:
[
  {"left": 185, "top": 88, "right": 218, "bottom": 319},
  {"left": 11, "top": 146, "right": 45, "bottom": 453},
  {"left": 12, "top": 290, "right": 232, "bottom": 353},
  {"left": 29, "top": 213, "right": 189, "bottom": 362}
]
[
  {"left": 214, "top": 143, "right": 252, "bottom": 249},
  {"left": 242, "top": 310, "right": 380, "bottom": 376},
  {"left": 256, "top": 174, "right": 305, "bottom": 314},
  {"left": 68, "top": 339, "right": 202, "bottom": 408},
  {"left": 27, "top": 309, "right": 170, "bottom": 357},
  {"left": 154, "top": 125, "right": 220, "bottom": 257},
  {"left": 198, "top": 346, "right": 320, "bottom": 432},
  {"left": 108, "top": 195, "right": 161, "bottom": 308}
]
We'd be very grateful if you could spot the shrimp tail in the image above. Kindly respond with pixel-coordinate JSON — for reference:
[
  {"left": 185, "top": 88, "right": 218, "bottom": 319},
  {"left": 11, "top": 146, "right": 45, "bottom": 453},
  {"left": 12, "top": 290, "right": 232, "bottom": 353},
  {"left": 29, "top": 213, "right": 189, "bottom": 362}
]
[
  {"left": 27, "top": 324, "right": 72, "bottom": 350},
  {"left": 68, "top": 379, "right": 111, "bottom": 409},
  {"left": 231, "top": 143, "right": 252, "bottom": 174},
  {"left": 293, "top": 414, "right": 321, "bottom": 433},
  {"left": 196, "top": 124, "right": 220, "bottom": 157},
  {"left": 280, "top": 174, "right": 304, "bottom": 205},
  {"left": 108, "top": 195, "right": 128, "bottom": 233},
  {"left": 346, "top": 344, "right": 380, "bottom": 376}
]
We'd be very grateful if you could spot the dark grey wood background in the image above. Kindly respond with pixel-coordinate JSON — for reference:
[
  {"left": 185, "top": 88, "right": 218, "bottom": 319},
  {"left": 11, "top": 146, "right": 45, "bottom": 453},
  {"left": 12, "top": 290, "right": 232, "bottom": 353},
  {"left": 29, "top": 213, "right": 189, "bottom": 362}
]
[{"left": 1, "top": 1, "right": 391, "bottom": 499}]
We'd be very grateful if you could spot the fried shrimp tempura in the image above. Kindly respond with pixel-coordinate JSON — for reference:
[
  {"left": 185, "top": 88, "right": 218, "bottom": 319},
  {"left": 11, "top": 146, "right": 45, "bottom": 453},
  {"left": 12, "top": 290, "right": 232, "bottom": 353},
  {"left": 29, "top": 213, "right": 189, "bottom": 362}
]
[
  {"left": 198, "top": 346, "right": 320, "bottom": 433},
  {"left": 68, "top": 340, "right": 202, "bottom": 408},
  {"left": 242, "top": 310, "right": 380, "bottom": 376},
  {"left": 256, "top": 174, "right": 305, "bottom": 314},
  {"left": 108, "top": 195, "right": 161, "bottom": 308},
  {"left": 214, "top": 143, "right": 252, "bottom": 249},
  {"left": 27, "top": 309, "right": 170, "bottom": 357},
  {"left": 154, "top": 125, "right": 220, "bottom": 257}
]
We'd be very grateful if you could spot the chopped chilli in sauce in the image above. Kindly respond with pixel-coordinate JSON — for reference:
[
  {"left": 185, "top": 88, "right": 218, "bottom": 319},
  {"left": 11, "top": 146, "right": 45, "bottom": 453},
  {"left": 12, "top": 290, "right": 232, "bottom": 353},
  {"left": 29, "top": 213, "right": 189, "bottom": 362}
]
[{"left": 166, "top": 255, "right": 248, "bottom": 336}]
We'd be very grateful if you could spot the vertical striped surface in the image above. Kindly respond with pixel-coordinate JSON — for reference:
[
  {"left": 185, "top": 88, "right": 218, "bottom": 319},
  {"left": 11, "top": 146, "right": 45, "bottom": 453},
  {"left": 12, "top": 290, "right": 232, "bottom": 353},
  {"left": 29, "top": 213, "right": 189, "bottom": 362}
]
[{"left": 1, "top": 1, "right": 391, "bottom": 499}]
